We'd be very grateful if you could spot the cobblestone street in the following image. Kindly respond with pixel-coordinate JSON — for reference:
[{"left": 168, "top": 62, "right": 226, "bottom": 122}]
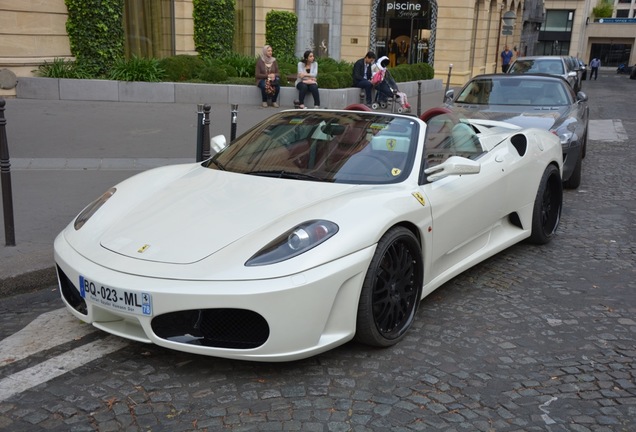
[{"left": 0, "top": 73, "right": 634, "bottom": 431}]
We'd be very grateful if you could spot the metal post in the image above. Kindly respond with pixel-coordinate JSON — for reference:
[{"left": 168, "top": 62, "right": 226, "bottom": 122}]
[
  {"left": 0, "top": 98, "right": 16, "bottom": 246},
  {"left": 230, "top": 104, "right": 238, "bottom": 142},
  {"left": 417, "top": 81, "right": 422, "bottom": 117},
  {"left": 444, "top": 64, "right": 453, "bottom": 102},
  {"left": 201, "top": 104, "right": 211, "bottom": 160},
  {"left": 196, "top": 103, "right": 204, "bottom": 162}
]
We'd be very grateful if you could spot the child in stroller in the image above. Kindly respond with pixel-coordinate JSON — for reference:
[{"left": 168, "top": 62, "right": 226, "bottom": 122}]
[{"left": 371, "top": 56, "right": 411, "bottom": 112}]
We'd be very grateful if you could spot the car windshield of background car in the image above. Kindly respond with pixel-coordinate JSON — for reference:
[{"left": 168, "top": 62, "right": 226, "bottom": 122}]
[
  {"left": 208, "top": 112, "right": 420, "bottom": 185},
  {"left": 461, "top": 78, "right": 570, "bottom": 107}
]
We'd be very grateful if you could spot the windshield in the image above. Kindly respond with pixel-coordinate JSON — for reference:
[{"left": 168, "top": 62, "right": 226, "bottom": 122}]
[
  {"left": 206, "top": 111, "right": 419, "bottom": 184},
  {"left": 508, "top": 59, "right": 565, "bottom": 75},
  {"left": 456, "top": 78, "right": 572, "bottom": 106}
]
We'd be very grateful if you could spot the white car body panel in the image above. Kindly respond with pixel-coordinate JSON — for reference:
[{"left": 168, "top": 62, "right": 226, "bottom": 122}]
[{"left": 54, "top": 110, "right": 562, "bottom": 361}]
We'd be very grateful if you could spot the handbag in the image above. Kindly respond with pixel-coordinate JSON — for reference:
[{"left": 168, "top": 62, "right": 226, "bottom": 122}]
[{"left": 265, "top": 79, "right": 275, "bottom": 95}]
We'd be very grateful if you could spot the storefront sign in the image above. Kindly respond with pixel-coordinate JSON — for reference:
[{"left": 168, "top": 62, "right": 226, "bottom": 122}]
[{"left": 386, "top": 1, "right": 425, "bottom": 18}]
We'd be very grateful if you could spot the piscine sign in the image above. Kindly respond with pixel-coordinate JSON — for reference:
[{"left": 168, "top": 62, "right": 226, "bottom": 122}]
[{"left": 386, "top": 1, "right": 426, "bottom": 18}]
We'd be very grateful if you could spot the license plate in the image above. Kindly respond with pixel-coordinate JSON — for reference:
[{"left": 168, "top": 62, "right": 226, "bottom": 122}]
[{"left": 79, "top": 275, "right": 152, "bottom": 316}]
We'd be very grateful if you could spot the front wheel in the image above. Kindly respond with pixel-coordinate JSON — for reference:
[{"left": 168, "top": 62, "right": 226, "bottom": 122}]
[
  {"left": 355, "top": 227, "right": 423, "bottom": 347},
  {"left": 528, "top": 164, "right": 563, "bottom": 244}
]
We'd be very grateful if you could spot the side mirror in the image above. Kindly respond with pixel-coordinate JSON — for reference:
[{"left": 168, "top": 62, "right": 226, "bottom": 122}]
[
  {"left": 424, "top": 156, "right": 480, "bottom": 182},
  {"left": 210, "top": 135, "right": 228, "bottom": 157},
  {"left": 444, "top": 89, "right": 455, "bottom": 104},
  {"left": 576, "top": 91, "right": 588, "bottom": 103}
]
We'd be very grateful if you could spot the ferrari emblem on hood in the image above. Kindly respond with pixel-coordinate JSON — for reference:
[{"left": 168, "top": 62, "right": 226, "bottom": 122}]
[{"left": 137, "top": 244, "right": 150, "bottom": 253}]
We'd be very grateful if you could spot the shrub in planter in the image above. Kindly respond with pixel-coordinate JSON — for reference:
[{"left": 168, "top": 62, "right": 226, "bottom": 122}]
[
  {"left": 317, "top": 74, "right": 339, "bottom": 89},
  {"left": 159, "top": 55, "right": 205, "bottom": 82},
  {"left": 36, "top": 58, "right": 93, "bottom": 79},
  {"left": 332, "top": 71, "right": 352, "bottom": 88},
  {"left": 197, "top": 65, "right": 228, "bottom": 83},
  {"left": 108, "top": 56, "right": 164, "bottom": 82}
]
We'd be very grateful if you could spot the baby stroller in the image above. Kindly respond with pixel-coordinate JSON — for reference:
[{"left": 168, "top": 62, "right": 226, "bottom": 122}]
[{"left": 370, "top": 56, "right": 411, "bottom": 113}]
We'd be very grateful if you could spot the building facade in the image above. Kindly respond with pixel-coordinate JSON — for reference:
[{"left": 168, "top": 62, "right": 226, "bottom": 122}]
[{"left": 3, "top": 0, "right": 633, "bottom": 94}]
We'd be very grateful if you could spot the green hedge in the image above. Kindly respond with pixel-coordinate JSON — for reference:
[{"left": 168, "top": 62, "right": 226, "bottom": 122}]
[
  {"left": 265, "top": 11, "right": 297, "bottom": 64},
  {"left": 64, "top": 0, "right": 124, "bottom": 76},
  {"left": 193, "top": 0, "right": 235, "bottom": 58}
]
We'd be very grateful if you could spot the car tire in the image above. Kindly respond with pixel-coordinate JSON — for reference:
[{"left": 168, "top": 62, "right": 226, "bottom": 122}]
[
  {"left": 355, "top": 226, "right": 423, "bottom": 347},
  {"left": 528, "top": 164, "right": 563, "bottom": 245},
  {"left": 581, "top": 128, "right": 588, "bottom": 160},
  {"left": 563, "top": 150, "right": 582, "bottom": 189}
]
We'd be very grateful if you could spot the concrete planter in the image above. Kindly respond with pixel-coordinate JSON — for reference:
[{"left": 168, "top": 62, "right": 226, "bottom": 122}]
[{"left": 16, "top": 76, "right": 443, "bottom": 109}]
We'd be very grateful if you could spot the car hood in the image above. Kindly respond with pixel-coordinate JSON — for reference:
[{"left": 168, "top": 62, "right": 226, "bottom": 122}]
[
  {"left": 452, "top": 105, "right": 564, "bottom": 130},
  {"left": 99, "top": 168, "right": 356, "bottom": 264}
]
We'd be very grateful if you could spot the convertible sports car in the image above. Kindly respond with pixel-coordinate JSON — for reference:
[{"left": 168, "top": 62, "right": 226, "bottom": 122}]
[
  {"left": 55, "top": 107, "right": 563, "bottom": 361},
  {"left": 444, "top": 73, "right": 589, "bottom": 189}
]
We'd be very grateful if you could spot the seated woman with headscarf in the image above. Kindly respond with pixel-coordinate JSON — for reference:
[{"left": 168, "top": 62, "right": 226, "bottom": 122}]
[{"left": 255, "top": 45, "right": 281, "bottom": 108}]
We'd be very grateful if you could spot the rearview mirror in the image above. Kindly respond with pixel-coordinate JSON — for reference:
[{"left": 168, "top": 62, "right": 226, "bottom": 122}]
[{"left": 424, "top": 156, "right": 480, "bottom": 182}]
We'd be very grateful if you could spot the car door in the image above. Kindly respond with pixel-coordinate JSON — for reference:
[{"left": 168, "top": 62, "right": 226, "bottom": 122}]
[{"left": 419, "top": 123, "right": 510, "bottom": 282}]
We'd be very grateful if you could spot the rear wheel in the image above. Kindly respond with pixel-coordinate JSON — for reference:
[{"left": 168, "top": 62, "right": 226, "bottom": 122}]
[
  {"left": 355, "top": 227, "right": 423, "bottom": 347},
  {"left": 528, "top": 164, "right": 563, "bottom": 244}
]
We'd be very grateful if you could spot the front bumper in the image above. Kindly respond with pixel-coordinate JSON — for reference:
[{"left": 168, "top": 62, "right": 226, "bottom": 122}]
[
  {"left": 54, "top": 233, "right": 375, "bottom": 362},
  {"left": 562, "top": 142, "right": 582, "bottom": 181}
]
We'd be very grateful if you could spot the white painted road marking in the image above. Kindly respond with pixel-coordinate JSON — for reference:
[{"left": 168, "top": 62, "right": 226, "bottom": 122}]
[
  {"left": 0, "top": 336, "right": 129, "bottom": 402},
  {"left": 0, "top": 308, "right": 130, "bottom": 402},
  {"left": 0, "top": 308, "right": 96, "bottom": 366},
  {"left": 589, "top": 119, "right": 628, "bottom": 142}
]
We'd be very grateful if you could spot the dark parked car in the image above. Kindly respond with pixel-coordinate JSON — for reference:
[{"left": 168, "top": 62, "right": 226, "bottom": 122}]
[
  {"left": 508, "top": 56, "right": 582, "bottom": 92},
  {"left": 444, "top": 73, "right": 589, "bottom": 189}
]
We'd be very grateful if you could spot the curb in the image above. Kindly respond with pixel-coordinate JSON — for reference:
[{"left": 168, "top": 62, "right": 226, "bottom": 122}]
[{"left": 0, "top": 267, "right": 57, "bottom": 299}]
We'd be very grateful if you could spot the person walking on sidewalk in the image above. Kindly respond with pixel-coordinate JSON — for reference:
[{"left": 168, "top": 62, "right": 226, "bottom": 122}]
[
  {"left": 500, "top": 45, "right": 513, "bottom": 73},
  {"left": 590, "top": 57, "right": 601, "bottom": 80}
]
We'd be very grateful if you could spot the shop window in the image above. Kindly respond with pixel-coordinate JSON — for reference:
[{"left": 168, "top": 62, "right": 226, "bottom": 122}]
[{"left": 124, "top": 0, "right": 175, "bottom": 59}]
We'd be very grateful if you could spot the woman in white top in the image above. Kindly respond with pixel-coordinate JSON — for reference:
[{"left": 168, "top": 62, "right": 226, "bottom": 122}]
[{"left": 295, "top": 50, "right": 321, "bottom": 109}]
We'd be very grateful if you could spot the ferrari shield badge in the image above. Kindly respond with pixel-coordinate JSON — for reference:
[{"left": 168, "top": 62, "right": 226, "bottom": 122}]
[
  {"left": 137, "top": 244, "right": 151, "bottom": 253},
  {"left": 386, "top": 138, "right": 397, "bottom": 151},
  {"left": 412, "top": 192, "right": 426, "bottom": 206}
]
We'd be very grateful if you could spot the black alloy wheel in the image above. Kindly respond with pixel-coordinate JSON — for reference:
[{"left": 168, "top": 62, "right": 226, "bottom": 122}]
[
  {"left": 355, "top": 226, "right": 423, "bottom": 347},
  {"left": 529, "top": 164, "right": 563, "bottom": 244}
]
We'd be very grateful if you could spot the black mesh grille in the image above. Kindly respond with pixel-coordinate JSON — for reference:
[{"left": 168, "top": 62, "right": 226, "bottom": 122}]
[
  {"left": 57, "top": 265, "right": 87, "bottom": 315},
  {"left": 151, "top": 308, "right": 269, "bottom": 349}
]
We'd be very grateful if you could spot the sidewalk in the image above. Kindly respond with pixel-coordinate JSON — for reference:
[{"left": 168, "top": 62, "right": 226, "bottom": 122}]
[{"left": 0, "top": 91, "right": 443, "bottom": 296}]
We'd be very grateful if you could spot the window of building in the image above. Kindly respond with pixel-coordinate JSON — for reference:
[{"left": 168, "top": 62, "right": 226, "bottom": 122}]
[
  {"left": 615, "top": 9, "right": 630, "bottom": 17},
  {"left": 124, "top": 0, "right": 175, "bottom": 58},
  {"left": 542, "top": 10, "right": 574, "bottom": 32}
]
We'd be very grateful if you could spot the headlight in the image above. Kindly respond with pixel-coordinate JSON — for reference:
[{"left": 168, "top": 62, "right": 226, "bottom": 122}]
[
  {"left": 246, "top": 220, "right": 339, "bottom": 266},
  {"left": 74, "top": 188, "right": 116, "bottom": 230}
]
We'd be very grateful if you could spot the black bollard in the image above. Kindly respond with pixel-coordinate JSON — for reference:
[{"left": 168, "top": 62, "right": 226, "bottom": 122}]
[
  {"left": 444, "top": 64, "right": 453, "bottom": 102},
  {"left": 0, "top": 98, "right": 16, "bottom": 246},
  {"left": 196, "top": 104, "right": 204, "bottom": 162},
  {"left": 230, "top": 104, "right": 238, "bottom": 142},
  {"left": 201, "top": 104, "right": 211, "bottom": 160},
  {"left": 417, "top": 81, "right": 422, "bottom": 117}
]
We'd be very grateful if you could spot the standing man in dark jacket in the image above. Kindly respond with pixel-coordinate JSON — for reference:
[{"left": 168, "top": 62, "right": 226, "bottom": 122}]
[{"left": 352, "top": 51, "right": 376, "bottom": 106}]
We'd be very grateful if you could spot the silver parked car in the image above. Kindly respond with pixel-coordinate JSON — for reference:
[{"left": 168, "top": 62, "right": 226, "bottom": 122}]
[
  {"left": 444, "top": 73, "right": 589, "bottom": 189},
  {"left": 507, "top": 56, "right": 582, "bottom": 92}
]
